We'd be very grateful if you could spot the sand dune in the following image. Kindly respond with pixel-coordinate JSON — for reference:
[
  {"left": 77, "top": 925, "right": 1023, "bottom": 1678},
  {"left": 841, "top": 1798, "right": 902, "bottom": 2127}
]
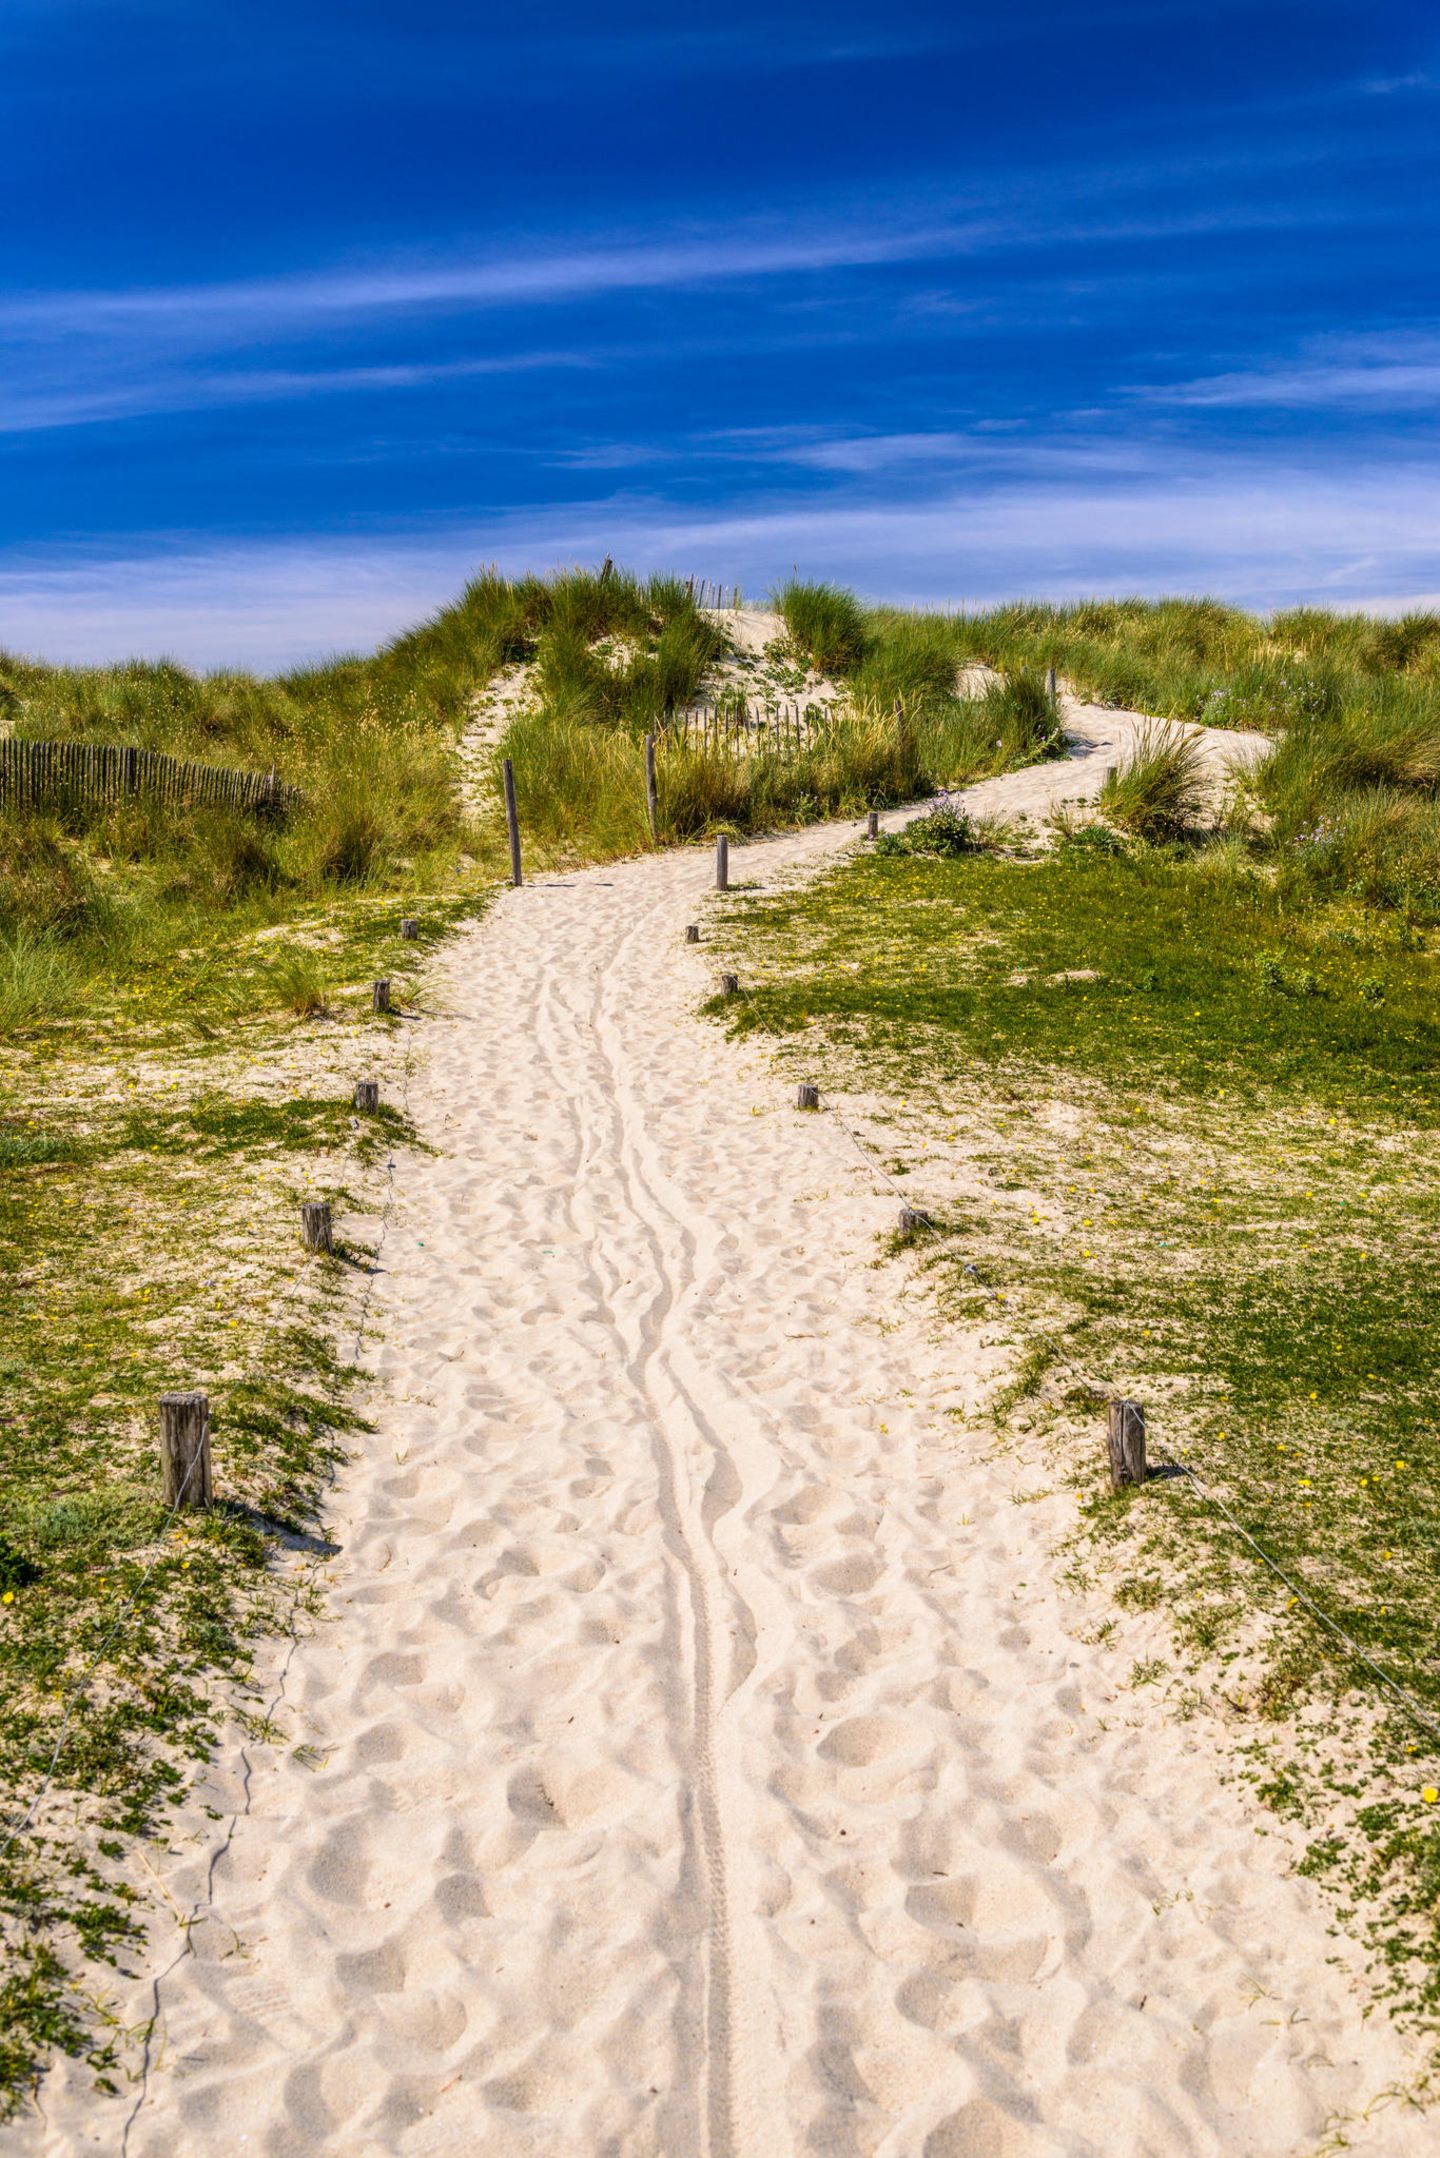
[{"left": 21, "top": 731, "right": 1433, "bottom": 2157}]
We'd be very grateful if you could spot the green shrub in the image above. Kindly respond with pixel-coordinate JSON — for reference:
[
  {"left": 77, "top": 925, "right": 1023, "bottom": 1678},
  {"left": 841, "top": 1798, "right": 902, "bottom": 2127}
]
[{"left": 892, "top": 800, "right": 977, "bottom": 856}]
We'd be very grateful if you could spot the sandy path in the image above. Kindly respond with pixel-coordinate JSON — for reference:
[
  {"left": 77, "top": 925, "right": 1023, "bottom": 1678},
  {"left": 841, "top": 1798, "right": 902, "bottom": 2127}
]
[
  {"left": 961, "top": 686, "right": 1272, "bottom": 826},
  {"left": 22, "top": 722, "right": 1432, "bottom": 2158}
]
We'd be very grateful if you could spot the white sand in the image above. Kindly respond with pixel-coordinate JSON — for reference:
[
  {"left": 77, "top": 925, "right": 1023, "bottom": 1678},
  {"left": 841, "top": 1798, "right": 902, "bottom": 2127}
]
[{"left": 22, "top": 720, "right": 1434, "bottom": 2157}]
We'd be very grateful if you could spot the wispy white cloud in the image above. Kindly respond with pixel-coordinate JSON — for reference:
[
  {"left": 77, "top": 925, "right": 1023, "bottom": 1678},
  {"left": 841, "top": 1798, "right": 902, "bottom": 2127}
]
[
  {"left": 1360, "top": 70, "right": 1436, "bottom": 96},
  {"left": 0, "top": 223, "right": 991, "bottom": 344},
  {"left": 1138, "top": 332, "right": 1440, "bottom": 409},
  {"left": 8, "top": 444, "right": 1440, "bottom": 671},
  {"left": 0, "top": 189, "right": 1343, "bottom": 350},
  {"left": 0, "top": 349, "right": 592, "bottom": 436}
]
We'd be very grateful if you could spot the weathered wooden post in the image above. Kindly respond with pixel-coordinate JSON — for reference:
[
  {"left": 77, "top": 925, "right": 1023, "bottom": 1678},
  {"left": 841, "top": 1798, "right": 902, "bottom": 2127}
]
[
  {"left": 400, "top": 917, "right": 419, "bottom": 940},
  {"left": 354, "top": 1080, "right": 379, "bottom": 1112},
  {"left": 685, "top": 924, "right": 700, "bottom": 943},
  {"left": 898, "top": 1206, "right": 921, "bottom": 1235},
  {"left": 301, "top": 1201, "right": 334, "bottom": 1255},
  {"left": 796, "top": 1083, "right": 820, "bottom": 1111},
  {"left": 715, "top": 834, "right": 728, "bottom": 891},
  {"left": 159, "top": 1392, "right": 212, "bottom": 1511},
  {"left": 372, "top": 979, "right": 391, "bottom": 1014},
  {"left": 1046, "top": 664, "right": 1058, "bottom": 706},
  {"left": 645, "top": 732, "right": 658, "bottom": 842},
  {"left": 1106, "top": 1399, "right": 1147, "bottom": 1490},
  {"left": 721, "top": 973, "right": 738, "bottom": 997},
  {"left": 503, "top": 757, "right": 523, "bottom": 888},
  {"left": 867, "top": 810, "right": 879, "bottom": 839}
]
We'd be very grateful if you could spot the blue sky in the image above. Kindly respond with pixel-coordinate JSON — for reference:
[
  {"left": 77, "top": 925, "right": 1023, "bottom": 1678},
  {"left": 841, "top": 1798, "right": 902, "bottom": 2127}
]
[{"left": 3, "top": 0, "right": 1439, "bottom": 667}]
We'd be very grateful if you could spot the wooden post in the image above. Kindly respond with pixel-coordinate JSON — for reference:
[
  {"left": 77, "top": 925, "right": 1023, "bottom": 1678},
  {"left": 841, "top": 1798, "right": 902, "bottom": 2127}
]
[
  {"left": 354, "top": 1080, "right": 379, "bottom": 1112},
  {"left": 645, "top": 731, "right": 658, "bottom": 841},
  {"left": 898, "top": 1206, "right": 921, "bottom": 1235},
  {"left": 159, "top": 1392, "right": 212, "bottom": 1511},
  {"left": 503, "top": 757, "right": 523, "bottom": 887},
  {"left": 796, "top": 1083, "right": 820, "bottom": 1111},
  {"left": 721, "top": 973, "right": 738, "bottom": 997},
  {"left": 400, "top": 917, "right": 419, "bottom": 940},
  {"left": 372, "top": 979, "right": 391, "bottom": 1014},
  {"left": 1106, "top": 1400, "right": 1147, "bottom": 1490},
  {"left": 1046, "top": 665, "right": 1058, "bottom": 706},
  {"left": 301, "top": 1201, "right": 334, "bottom": 1255},
  {"left": 867, "top": 810, "right": 879, "bottom": 839},
  {"left": 686, "top": 924, "right": 700, "bottom": 943},
  {"left": 715, "top": 834, "right": 728, "bottom": 890}
]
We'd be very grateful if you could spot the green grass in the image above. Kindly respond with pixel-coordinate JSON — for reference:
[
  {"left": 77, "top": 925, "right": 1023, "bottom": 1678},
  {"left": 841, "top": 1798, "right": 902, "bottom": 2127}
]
[
  {"left": 720, "top": 847, "right": 1440, "bottom": 1119},
  {"left": 715, "top": 837, "right": 1440, "bottom": 2026},
  {"left": 497, "top": 615, "right": 1065, "bottom": 869},
  {"left": 0, "top": 566, "right": 521, "bottom": 2106},
  {"left": 776, "top": 579, "right": 871, "bottom": 674}
]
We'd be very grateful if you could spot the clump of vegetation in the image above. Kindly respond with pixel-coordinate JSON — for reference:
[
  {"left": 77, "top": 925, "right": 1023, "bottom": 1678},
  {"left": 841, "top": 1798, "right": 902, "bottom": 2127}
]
[
  {"left": 1099, "top": 719, "right": 1206, "bottom": 839},
  {"left": 877, "top": 799, "right": 977, "bottom": 857},
  {"left": 489, "top": 577, "right": 1069, "bottom": 867},
  {"left": 776, "top": 579, "right": 871, "bottom": 674},
  {"left": 966, "top": 671, "right": 1066, "bottom": 771}
]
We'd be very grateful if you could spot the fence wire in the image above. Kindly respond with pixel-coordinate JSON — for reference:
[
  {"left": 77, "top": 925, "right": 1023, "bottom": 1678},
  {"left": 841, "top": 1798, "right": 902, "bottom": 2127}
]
[{"left": 718, "top": 840, "right": 1440, "bottom": 1758}]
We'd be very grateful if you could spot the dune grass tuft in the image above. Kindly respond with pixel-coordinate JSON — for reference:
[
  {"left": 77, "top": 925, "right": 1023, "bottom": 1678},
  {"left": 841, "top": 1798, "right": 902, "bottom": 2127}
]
[
  {"left": 776, "top": 579, "right": 871, "bottom": 674},
  {"left": 1099, "top": 719, "right": 1207, "bottom": 839}
]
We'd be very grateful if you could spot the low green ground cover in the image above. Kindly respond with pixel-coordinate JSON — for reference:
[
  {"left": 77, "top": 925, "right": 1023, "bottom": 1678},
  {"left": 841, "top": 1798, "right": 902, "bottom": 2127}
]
[
  {"left": 717, "top": 837, "right": 1440, "bottom": 2026},
  {"left": 0, "top": 572, "right": 504, "bottom": 2106},
  {"left": 0, "top": 891, "right": 454, "bottom": 2111}
]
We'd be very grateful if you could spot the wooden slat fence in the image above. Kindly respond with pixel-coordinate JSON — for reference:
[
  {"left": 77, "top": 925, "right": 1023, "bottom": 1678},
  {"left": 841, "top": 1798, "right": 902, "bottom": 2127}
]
[
  {"left": 685, "top": 577, "right": 745, "bottom": 611},
  {"left": 0, "top": 739, "right": 298, "bottom": 817},
  {"left": 660, "top": 697, "right": 840, "bottom": 761}
]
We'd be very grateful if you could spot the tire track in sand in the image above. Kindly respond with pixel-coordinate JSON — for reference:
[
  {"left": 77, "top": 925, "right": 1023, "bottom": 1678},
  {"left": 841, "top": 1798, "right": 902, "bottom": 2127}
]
[{"left": 569, "top": 877, "right": 789, "bottom": 2158}]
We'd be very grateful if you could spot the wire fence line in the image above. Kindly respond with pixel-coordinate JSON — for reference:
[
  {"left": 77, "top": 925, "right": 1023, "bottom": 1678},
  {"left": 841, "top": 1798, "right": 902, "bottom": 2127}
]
[
  {"left": 716, "top": 853, "right": 1440, "bottom": 1758},
  {"left": 119, "top": 1023, "right": 420, "bottom": 2151},
  {"left": 1, "top": 1034, "right": 414, "bottom": 1883},
  {"left": 0, "top": 737, "right": 298, "bottom": 817}
]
